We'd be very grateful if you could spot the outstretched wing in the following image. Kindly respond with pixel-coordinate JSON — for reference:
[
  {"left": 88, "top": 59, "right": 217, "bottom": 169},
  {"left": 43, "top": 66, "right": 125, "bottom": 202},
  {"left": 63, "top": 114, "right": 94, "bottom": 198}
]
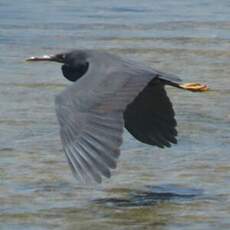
[
  {"left": 55, "top": 54, "right": 156, "bottom": 183},
  {"left": 55, "top": 52, "right": 180, "bottom": 183},
  {"left": 124, "top": 79, "right": 177, "bottom": 148}
]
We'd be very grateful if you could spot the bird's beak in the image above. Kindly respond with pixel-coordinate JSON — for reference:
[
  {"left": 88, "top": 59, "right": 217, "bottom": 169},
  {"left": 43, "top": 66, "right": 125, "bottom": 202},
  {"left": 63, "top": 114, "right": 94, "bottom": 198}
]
[{"left": 26, "top": 54, "right": 64, "bottom": 63}]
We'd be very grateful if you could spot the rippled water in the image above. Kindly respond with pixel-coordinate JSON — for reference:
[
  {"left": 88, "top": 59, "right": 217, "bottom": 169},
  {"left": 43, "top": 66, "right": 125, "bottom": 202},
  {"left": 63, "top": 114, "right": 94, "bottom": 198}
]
[{"left": 1, "top": 0, "right": 230, "bottom": 229}]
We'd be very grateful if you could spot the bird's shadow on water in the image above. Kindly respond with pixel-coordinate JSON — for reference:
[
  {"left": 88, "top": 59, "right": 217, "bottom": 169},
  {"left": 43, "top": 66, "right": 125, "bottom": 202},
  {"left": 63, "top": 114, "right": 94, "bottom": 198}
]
[{"left": 94, "top": 184, "right": 203, "bottom": 208}]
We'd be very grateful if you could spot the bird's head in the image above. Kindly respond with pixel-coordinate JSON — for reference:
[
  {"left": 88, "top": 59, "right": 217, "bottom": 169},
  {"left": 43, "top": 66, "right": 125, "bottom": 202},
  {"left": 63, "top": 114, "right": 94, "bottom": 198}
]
[{"left": 26, "top": 50, "right": 89, "bottom": 82}]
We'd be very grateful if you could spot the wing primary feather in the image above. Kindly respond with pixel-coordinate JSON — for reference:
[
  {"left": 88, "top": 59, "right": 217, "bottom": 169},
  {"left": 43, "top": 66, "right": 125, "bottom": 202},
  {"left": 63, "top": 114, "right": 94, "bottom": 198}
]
[
  {"left": 62, "top": 130, "right": 93, "bottom": 183},
  {"left": 79, "top": 140, "right": 111, "bottom": 178},
  {"left": 65, "top": 152, "right": 82, "bottom": 181},
  {"left": 147, "top": 135, "right": 165, "bottom": 148},
  {"left": 64, "top": 146, "right": 87, "bottom": 182},
  {"left": 84, "top": 130, "right": 121, "bottom": 158},
  {"left": 78, "top": 138, "right": 111, "bottom": 178},
  {"left": 153, "top": 133, "right": 171, "bottom": 147},
  {"left": 71, "top": 144, "right": 102, "bottom": 183},
  {"left": 159, "top": 130, "right": 177, "bottom": 144},
  {"left": 83, "top": 132, "right": 118, "bottom": 169},
  {"left": 148, "top": 121, "right": 177, "bottom": 143},
  {"left": 127, "top": 125, "right": 165, "bottom": 148},
  {"left": 150, "top": 120, "right": 177, "bottom": 137},
  {"left": 61, "top": 132, "right": 84, "bottom": 180}
]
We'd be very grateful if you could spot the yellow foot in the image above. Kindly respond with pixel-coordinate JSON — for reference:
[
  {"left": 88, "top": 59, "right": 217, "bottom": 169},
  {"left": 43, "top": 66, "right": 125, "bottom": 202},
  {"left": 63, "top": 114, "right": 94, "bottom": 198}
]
[{"left": 179, "top": 82, "right": 209, "bottom": 92}]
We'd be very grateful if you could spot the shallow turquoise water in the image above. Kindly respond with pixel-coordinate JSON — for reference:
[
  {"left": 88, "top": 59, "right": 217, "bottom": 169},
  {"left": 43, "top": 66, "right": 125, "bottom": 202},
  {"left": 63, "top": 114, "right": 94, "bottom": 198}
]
[{"left": 0, "top": 1, "right": 230, "bottom": 229}]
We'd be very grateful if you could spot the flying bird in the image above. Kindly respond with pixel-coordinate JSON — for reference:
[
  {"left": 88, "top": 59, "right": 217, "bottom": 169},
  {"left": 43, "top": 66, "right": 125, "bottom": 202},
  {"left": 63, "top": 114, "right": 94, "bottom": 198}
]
[{"left": 26, "top": 50, "right": 208, "bottom": 183}]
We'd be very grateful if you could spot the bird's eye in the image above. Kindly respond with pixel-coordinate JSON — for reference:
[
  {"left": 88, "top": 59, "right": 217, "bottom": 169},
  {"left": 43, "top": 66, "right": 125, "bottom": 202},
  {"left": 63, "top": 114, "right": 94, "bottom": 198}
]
[
  {"left": 59, "top": 54, "right": 66, "bottom": 61},
  {"left": 54, "top": 53, "right": 66, "bottom": 62},
  {"left": 61, "top": 54, "right": 66, "bottom": 60}
]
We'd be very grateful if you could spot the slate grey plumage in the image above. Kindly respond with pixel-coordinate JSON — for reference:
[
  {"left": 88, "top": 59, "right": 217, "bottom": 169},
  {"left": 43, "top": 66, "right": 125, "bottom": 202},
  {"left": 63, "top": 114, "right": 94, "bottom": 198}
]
[{"left": 27, "top": 50, "right": 208, "bottom": 183}]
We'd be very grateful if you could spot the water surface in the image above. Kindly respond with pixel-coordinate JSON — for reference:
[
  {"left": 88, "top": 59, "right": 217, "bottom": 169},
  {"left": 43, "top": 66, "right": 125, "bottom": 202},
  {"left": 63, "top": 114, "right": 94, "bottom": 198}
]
[{"left": 0, "top": 0, "right": 230, "bottom": 229}]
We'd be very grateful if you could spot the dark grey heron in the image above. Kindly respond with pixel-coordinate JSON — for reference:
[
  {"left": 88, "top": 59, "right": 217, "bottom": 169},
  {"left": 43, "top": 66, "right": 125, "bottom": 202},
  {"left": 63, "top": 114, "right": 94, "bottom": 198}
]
[{"left": 26, "top": 50, "right": 208, "bottom": 183}]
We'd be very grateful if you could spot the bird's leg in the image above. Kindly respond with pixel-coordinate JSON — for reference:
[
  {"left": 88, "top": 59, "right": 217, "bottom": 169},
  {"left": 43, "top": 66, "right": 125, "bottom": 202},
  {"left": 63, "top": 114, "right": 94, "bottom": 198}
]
[
  {"left": 178, "top": 82, "right": 209, "bottom": 92},
  {"left": 160, "top": 79, "right": 209, "bottom": 92}
]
